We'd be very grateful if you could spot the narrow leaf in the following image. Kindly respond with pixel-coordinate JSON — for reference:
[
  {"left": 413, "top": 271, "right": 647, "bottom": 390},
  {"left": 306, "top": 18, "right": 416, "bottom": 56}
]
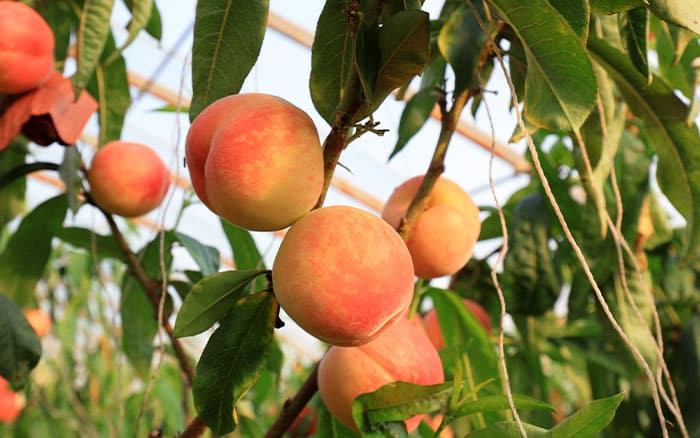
[
  {"left": 389, "top": 88, "right": 437, "bottom": 160},
  {"left": 173, "top": 269, "right": 267, "bottom": 337},
  {"left": 549, "top": 393, "right": 624, "bottom": 437},
  {"left": 190, "top": 0, "right": 269, "bottom": 121},
  {"left": 193, "top": 291, "right": 277, "bottom": 435},
  {"left": 588, "top": 37, "right": 700, "bottom": 262},
  {"left": 489, "top": 0, "right": 597, "bottom": 130},
  {"left": 309, "top": 0, "right": 354, "bottom": 124},
  {"left": 87, "top": 33, "right": 131, "bottom": 145},
  {"left": 437, "top": 4, "right": 487, "bottom": 94},
  {"left": 0, "top": 195, "right": 68, "bottom": 307},
  {"left": 0, "top": 294, "right": 42, "bottom": 388},
  {"left": 118, "top": 0, "right": 153, "bottom": 53},
  {"left": 622, "top": 7, "right": 650, "bottom": 83},
  {"left": 74, "top": 0, "right": 115, "bottom": 90},
  {"left": 174, "top": 232, "right": 220, "bottom": 277}
]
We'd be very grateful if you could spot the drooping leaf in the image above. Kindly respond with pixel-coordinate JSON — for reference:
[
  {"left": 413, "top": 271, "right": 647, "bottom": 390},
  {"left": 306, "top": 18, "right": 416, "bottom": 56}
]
[
  {"left": 117, "top": 0, "right": 153, "bottom": 54},
  {"left": 489, "top": 0, "right": 597, "bottom": 130},
  {"left": 0, "top": 294, "right": 42, "bottom": 388},
  {"left": 309, "top": 0, "right": 355, "bottom": 124},
  {"left": 502, "top": 193, "right": 560, "bottom": 315},
  {"left": 58, "top": 147, "right": 82, "bottom": 213},
  {"left": 437, "top": 4, "right": 487, "bottom": 94},
  {"left": 549, "top": 393, "right": 624, "bottom": 437},
  {"left": 0, "top": 195, "right": 67, "bottom": 307},
  {"left": 190, "top": 0, "right": 269, "bottom": 121},
  {"left": 193, "top": 291, "right": 277, "bottom": 435},
  {"left": 86, "top": 33, "right": 131, "bottom": 145},
  {"left": 74, "top": 0, "right": 115, "bottom": 90},
  {"left": 0, "top": 139, "right": 27, "bottom": 229},
  {"left": 589, "top": 37, "right": 700, "bottom": 262},
  {"left": 174, "top": 231, "right": 220, "bottom": 277},
  {"left": 352, "top": 381, "right": 451, "bottom": 432},
  {"left": 173, "top": 269, "right": 267, "bottom": 337},
  {"left": 121, "top": 231, "right": 175, "bottom": 376},
  {"left": 647, "top": 0, "right": 700, "bottom": 34},
  {"left": 550, "top": 0, "right": 590, "bottom": 41},
  {"left": 622, "top": 7, "right": 650, "bottom": 83},
  {"left": 55, "top": 227, "right": 126, "bottom": 261},
  {"left": 124, "top": 0, "right": 161, "bottom": 40},
  {"left": 389, "top": 88, "right": 438, "bottom": 160},
  {"left": 361, "top": 10, "right": 430, "bottom": 118}
]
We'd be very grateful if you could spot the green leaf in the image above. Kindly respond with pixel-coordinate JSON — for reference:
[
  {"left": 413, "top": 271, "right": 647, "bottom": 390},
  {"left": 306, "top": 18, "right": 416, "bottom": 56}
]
[
  {"left": 173, "top": 269, "right": 267, "bottom": 337},
  {"left": 647, "top": 0, "right": 700, "bottom": 34},
  {"left": 502, "top": 193, "right": 560, "bottom": 315},
  {"left": 36, "top": 1, "right": 78, "bottom": 63},
  {"left": 124, "top": 0, "right": 161, "bottom": 40},
  {"left": 74, "top": 0, "right": 115, "bottom": 90},
  {"left": 190, "top": 0, "right": 269, "bottom": 121},
  {"left": 364, "top": 10, "right": 430, "bottom": 116},
  {"left": 352, "top": 381, "right": 452, "bottom": 432},
  {"left": 452, "top": 394, "right": 554, "bottom": 418},
  {"left": 548, "top": 0, "right": 590, "bottom": 41},
  {"left": 622, "top": 7, "right": 650, "bottom": 83},
  {"left": 437, "top": 4, "right": 487, "bottom": 94},
  {"left": 0, "top": 195, "right": 68, "bottom": 307},
  {"left": 86, "top": 33, "right": 131, "bottom": 145},
  {"left": 389, "top": 88, "right": 438, "bottom": 160},
  {"left": 651, "top": 18, "right": 700, "bottom": 98},
  {"left": 317, "top": 404, "right": 363, "bottom": 438},
  {"left": 174, "top": 231, "right": 220, "bottom": 277},
  {"left": 589, "top": 0, "right": 643, "bottom": 14},
  {"left": 0, "top": 294, "right": 42, "bottom": 388},
  {"left": 118, "top": 0, "right": 152, "bottom": 53},
  {"left": 549, "top": 393, "right": 624, "bottom": 437},
  {"left": 354, "top": 22, "right": 380, "bottom": 105},
  {"left": 121, "top": 232, "right": 175, "bottom": 376},
  {"left": 0, "top": 140, "right": 27, "bottom": 230},
  {"left": 193, "top": 291, "right": 278, "bottom": 435},
  {"left": 489, "top": 0, "right": 597, "bottom": 130},
  {"left": 467, "top": 421, "right": 548, "bottom": 437},
  {"left": 58, "top": 147, "right": 82, "bottom": 214},
  {"left": 220, "top": 219, "right": 265, "bottom": 271},
  {"left": 309, "top": 0, "right": 354, "bottom": 124},
  {"left": 588, "top": 37, "right": 700, "bottom": 262},
  {"left": 55, "top": 227, "right": 126, "bottom": 261}
]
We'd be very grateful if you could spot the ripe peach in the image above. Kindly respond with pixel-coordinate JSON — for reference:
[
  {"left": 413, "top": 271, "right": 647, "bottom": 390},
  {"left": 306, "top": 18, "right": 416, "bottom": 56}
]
[
  {"left": 0, "top": 378, "right": 22, "bottom": 423},
  {"left": 318, "top": 318, "right": 444, "bottom": 431},
  {"left": 423, "top": 299, "right": 492, "bottom": 350},
  {"left": 272, "top": 205, "right": 414, "bottom": 346},
  {"left": 0, "top": 2, "right": 55, "bottom": 94},
  {"left": 87, "top": 141, "right": 170, "bottom": 217},
  {"left": 382, "top": 176, "right": 481, "bottom": 278},
  {"left": 24, "top": 309, "right": 51, "bottom": 337},
  {"left": 185, "top": 93, "right": 324, "bottom": 231}
]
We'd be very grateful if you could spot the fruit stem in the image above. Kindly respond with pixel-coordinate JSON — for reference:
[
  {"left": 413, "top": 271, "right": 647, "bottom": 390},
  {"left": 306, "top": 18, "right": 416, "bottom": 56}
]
[{"left": 264, "top": 363, "right": 320, "bottom": 438}]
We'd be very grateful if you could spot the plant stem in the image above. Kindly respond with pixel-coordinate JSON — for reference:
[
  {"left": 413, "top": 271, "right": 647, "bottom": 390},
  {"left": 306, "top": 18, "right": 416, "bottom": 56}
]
[
  {"left": 179, "top": 415, "right": 207, "bottom": 438},
  {"left": 264, "top": 363, "right": 320, "bottom": 438}
]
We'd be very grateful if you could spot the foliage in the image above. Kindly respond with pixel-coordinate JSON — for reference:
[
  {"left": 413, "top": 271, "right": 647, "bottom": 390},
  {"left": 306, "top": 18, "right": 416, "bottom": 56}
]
[{"left": 1, "top": 0, "right": 700, "bottom": 437}]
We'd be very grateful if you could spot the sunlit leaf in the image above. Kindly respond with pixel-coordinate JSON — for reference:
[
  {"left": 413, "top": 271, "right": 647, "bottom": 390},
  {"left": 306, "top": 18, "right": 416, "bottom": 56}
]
[
  {"left": 647, "top": 0, "right": 700, "bottom": 34},
  {"left": 173, "top": 269, "right": 267, "bottom": 337},
  {"left": 190, "top": 0, "right": 269, "bottom": 120},
  {"left": 193, "top": 291, "right": 277, "bottom": 434},
  {"left": 549, "top": 393, "right": 624, "bottom": 437}
]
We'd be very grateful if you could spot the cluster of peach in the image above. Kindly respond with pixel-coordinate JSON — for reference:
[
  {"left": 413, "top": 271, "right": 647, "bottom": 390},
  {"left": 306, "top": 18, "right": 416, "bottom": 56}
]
[
  {"left": 185, "top": 93, "right": 484, "bottom": 431},
  {"left": 0, "top": 310, "right": 51, "bottom": 423}
]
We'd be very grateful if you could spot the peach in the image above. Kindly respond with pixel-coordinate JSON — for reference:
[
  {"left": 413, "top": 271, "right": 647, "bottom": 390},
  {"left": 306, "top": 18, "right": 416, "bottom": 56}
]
[
  {"left": 185, "top": 93, "right": 324, "bottom": 231},
  {"left": 24, "top": 309, "right": 51, "bottom": 337},
  {"left": 0, "top": 378, "right": 22, "bottom": 423},
  {"left": 272, "top": 205, "right": 414, "bottom": 346},
  {"left": 0, "top": 2, "right": 54, "bottom": 94},
  {"left": 87, "top": 141, "right": 170, "bottom": 217},
  {"left": 318, "top": 318, "right": 444, "bottom": 432},
  {"left": 423, "top": 299, "right": 492, "bottom": 350},
  {"left": 382, "top": 176, "right": 481, "bottom": 278}
]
